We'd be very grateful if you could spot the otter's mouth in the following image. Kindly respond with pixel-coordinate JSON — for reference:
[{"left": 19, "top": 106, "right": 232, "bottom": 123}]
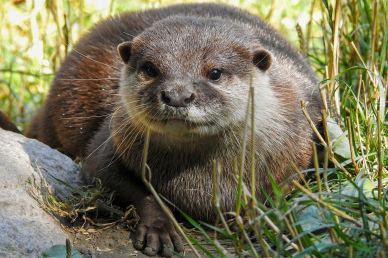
[
  {"left": 155, "top": 117, "right": 216, "bottom": 128},
  {"left": 135, "top": 113, "right": 220, "bottom": 136},
  {"left": 126, "top": 102, "right": 221, "bottom": 136}
]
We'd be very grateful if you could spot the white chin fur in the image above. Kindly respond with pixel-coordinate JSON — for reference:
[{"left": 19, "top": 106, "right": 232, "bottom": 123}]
[{"left": 158, "top": 121, "right": 223, "bottom": 136}]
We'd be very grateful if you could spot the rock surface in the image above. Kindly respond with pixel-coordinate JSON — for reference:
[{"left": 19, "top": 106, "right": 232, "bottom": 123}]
[
  {"left": 0, "top": 128, "right": 82, "bottom": 258},
  {"left": 0, "top": 128, "right": 193, "bottom": 258}
]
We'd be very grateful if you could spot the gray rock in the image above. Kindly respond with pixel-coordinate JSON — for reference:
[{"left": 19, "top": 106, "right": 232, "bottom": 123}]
[{"left": 0, "top": 128, "right": 82, "bottom": 258}]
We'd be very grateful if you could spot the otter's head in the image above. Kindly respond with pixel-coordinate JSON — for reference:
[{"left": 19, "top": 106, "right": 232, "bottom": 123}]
[{"left": 117, "top": 16, "right": 272, "bottom": 140}]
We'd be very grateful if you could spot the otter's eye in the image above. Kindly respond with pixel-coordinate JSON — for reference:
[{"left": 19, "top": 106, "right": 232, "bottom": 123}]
[
  {"left": 208, "top": 69, "right": 222, "bottom": 81},
  {"left": 141, "top": 62, "right": 159, "bottom": 78}
]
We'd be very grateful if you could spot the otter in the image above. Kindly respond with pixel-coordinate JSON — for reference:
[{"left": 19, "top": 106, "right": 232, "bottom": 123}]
[
  {"left": 0, "top": 111, "right": 20, "bottom": 134},
  {"left": 23, "top": 3, "right": 323, "bottom": 257}
]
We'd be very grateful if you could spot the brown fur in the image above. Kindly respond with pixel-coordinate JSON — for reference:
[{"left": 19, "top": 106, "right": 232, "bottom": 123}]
[
  {"left": 0, "top": 111, "right": 20, "bottom": 133},
  {"left": 27, "top": 3, "right": 323, "bottom": 256}
]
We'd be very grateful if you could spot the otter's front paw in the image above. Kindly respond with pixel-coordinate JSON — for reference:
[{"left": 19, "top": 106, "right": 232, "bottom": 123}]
[{"left": 132, "top": 214, "right": 184, "bottom": 257}]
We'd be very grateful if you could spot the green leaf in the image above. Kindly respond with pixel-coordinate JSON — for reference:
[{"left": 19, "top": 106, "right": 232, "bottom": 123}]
[
  {"left": 341, "top": 176, "right": 388, "bottom": 198},
  {"left": 327, "top": 119, "right": 351, "bottom": 159},
  {"left": 40, "top": 245, "right": 82, "bottom": 258}
]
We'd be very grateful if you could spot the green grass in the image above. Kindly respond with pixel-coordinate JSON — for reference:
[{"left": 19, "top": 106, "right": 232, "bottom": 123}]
[{"left": 1, "top": 0, "right": 387, "bottom": 257}]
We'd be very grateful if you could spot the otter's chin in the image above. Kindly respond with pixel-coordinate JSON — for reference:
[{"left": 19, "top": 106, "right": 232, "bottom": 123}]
[
  {"left": 142, "top": 118, "right": 223, "bottom": 138},
  {"left": 124, "top": 104, "right": 225, "bottom": 138}
]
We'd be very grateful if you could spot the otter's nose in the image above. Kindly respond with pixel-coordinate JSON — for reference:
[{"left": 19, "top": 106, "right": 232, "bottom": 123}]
[{"left": 160, "top": 89, "right": 195, "bottom": 107}]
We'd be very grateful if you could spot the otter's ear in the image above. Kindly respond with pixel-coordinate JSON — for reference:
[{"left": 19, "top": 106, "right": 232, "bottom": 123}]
[
  {"left": 117, "top": 41, "right": 132, "bottom": 64},
  {"left": 252, "top": 49, "right": 272, "bottom": 71}
]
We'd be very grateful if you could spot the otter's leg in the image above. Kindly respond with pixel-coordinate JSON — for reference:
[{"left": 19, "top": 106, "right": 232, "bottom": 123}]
[{"left": 82, "top": 132, "right": 183, "bottom": 257}]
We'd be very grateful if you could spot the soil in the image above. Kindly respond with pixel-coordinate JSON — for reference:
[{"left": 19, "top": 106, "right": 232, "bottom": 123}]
[{"left": 66, "top": 222, "right": 195, "bottom": 258}]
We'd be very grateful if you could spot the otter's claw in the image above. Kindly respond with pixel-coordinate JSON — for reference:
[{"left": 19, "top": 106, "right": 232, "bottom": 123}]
[{"left": 133, "top": 219, "right": 184, "bottom": 257}]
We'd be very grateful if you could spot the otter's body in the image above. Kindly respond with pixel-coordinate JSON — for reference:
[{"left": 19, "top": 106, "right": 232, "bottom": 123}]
[
  {"left": 0, "top": 111, "right": 20, "bottom": 133},
  {"left": 28, "top": 4, "right": 322, "bottom": 256}
]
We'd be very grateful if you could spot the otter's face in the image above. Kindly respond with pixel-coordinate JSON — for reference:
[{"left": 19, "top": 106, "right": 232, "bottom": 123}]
[{"left": 117, "top": 17, "right": 272, "bottom": 139}]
